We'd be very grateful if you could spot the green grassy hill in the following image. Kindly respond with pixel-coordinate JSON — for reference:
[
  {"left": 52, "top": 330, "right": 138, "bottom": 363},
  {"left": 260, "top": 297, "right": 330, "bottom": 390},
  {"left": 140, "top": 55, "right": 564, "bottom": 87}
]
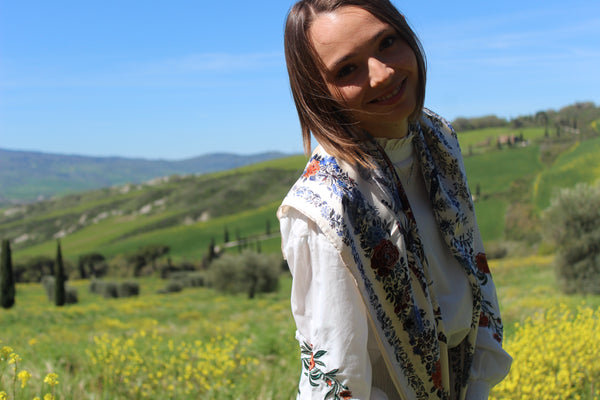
[
  {"left": 3, "top": 156, "right": 308, "bottom": 266},
  {"left": 3, "top": 103, "right": 600, "bottom": 270},
  {"left": 533, "top": 136, "right": 600, "bottom": 210}
]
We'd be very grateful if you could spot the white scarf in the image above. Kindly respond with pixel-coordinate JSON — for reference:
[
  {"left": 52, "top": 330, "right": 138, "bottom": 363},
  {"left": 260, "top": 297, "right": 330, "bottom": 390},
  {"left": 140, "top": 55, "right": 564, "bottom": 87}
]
[{"left": 279, "top": 109, "right": 504, "bottom": 400}]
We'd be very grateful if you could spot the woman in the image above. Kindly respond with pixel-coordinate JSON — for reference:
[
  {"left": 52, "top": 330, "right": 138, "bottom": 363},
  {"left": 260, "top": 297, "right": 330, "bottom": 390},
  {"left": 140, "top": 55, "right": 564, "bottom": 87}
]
[{"left": 277, "top": 1, "right": 512, "bottom": 399}]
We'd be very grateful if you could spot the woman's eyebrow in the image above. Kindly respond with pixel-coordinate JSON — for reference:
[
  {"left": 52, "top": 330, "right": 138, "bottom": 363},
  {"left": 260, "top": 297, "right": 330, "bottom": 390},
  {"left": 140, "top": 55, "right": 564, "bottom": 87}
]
[{"left": 328, "top": 27, "right": 391, "bottom": 71}]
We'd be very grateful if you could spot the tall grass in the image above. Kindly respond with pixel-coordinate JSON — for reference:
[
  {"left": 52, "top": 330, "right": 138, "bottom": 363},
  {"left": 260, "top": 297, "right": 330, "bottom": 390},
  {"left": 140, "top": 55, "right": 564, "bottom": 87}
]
[
  {"left": 1, "top": 256, "right": 599, "bottom": 399},
  {"left": 0, "top": 277, "right": 298, "bottom": 399}
]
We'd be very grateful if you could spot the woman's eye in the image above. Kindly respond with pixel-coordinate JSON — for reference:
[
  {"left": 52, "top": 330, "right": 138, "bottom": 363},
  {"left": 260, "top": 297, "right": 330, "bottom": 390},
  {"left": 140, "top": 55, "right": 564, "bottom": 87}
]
[
  {"left": 380, "top": 35, "right": 397, "bottom": 51},
  {"left": 336, "top": 65, "right": 356, "bottom": 80}
]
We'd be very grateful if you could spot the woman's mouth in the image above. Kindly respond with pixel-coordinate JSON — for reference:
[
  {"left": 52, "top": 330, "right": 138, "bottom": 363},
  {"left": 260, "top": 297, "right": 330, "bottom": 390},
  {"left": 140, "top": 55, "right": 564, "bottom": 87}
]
[{"left": 370, "top": 78, "right": 407, "bottom": 105}]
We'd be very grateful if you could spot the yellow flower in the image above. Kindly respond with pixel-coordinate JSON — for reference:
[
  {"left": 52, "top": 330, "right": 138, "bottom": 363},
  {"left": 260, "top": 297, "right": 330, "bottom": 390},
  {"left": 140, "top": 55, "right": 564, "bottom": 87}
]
[
  {"left": 0, "top": 391, "right": 7, "bottom": 400},
  {"left": 18, "top": 369, "right": 31, "bottom": 388},
  {"left": 491, "top": 304, "right": 600, "bottom": 400},
  {"left": 44, "top": 372, "right": 59, "bottom": 386},
  {"left": 0, "top": 346, "right": 13, "bottom": 360},
  {"left": 44, "top": 394, "right": 55, "bottom": 400},
  {"left": 8, "top": 352, "right": 21, "bottom": 364}
]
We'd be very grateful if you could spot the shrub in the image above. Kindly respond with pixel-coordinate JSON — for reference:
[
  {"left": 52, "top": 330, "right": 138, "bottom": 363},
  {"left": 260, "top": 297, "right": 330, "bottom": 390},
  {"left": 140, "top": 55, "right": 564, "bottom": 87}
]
[
  {"left": 160, "top": 261, "right": 197, "bottom": 279},
  {"left": 89, "top": 279, "right": 118, "bottom": 298},
  {"left": 542, "top": 183, "right": 600, "bottom": 294},
  {"left": 102, "top": 282, "right": 119, "bottom": 299},
  {"left": 22, "top": 256, "right": 54, "bottom": 283},
  {"left": 41, "top": 275, "right": 78, "bottom": 304},
  {"left": 117, "top": 281, "right": 140, "bottom": 298},
  {"left": 187, "top": 272, "right": 206, "bottom": 287},
  {"left": 483, "top": 242, "right": 508, "bottom": 260},
  {"left": 157, "top": 280, "right": 183, "bottom": 294},
  {"left": 89, "top": 278, "right": 102, "bottom": 294},
  {"left": 90, "top": 279, "right": 140, "bottom": 298},
  {"left": 168, "top": 271, "right": 206, "bottom": 288},
  {"left": 78, "top": 252, "right": 107, "bottom": 278},
  {"left": 208, "top": 251, "right": 280, "bottom": 298},
  {"left": 65, "top": 286, "right": 79, "bottom": 304}
]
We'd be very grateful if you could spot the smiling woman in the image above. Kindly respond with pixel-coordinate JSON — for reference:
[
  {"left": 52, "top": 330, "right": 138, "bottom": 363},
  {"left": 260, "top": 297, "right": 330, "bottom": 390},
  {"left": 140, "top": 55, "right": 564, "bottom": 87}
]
[
  {"left": 309, "top": 6, "right": 419, "bottom": 139},
  {"left": 278, "top": 1, "right": 512, "bottom": 399},
  {"left": 284, "top": 0, "right": 426, "bottom": 167}
]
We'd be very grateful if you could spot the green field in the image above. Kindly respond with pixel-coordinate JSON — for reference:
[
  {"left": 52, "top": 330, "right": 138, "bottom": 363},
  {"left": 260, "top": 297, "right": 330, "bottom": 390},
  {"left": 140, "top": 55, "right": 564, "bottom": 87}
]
[
  {"left": 533, "top": 136, "right": 600, "bottom": 210},
  {"left": 8, "top": 156, "right": 309, "bottom": 266},
  {"left": 15, "top": 202, "right": 282, "bottom": 263},
  {"left": 1, "top": 256, "right": 599, "bottom": 399}
]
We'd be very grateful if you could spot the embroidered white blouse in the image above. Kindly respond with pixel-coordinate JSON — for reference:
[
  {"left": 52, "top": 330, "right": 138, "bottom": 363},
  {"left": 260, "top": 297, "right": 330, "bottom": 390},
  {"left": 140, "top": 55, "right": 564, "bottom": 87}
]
[{"left": 280, "top": 135, "right": 511, "bottom": 399}]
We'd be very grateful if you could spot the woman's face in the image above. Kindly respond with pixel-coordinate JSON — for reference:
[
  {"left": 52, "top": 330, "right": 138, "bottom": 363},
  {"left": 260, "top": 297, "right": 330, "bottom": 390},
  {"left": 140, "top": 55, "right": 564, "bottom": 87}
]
[{"left": 309, "top": 6, "right": 419, "bottom": 138}]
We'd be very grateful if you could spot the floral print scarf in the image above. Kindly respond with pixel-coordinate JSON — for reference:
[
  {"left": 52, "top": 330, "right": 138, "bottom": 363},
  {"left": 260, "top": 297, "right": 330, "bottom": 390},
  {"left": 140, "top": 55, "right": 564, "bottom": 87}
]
[{"left": 279, "top": 109, "right": 504, "bottom": 400}]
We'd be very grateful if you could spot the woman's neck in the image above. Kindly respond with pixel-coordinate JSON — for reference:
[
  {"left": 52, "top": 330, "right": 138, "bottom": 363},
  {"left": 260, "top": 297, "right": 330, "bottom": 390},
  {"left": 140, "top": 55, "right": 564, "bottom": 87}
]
[{"left": 363, "top": 118, "right": 409, "bottom": 139}]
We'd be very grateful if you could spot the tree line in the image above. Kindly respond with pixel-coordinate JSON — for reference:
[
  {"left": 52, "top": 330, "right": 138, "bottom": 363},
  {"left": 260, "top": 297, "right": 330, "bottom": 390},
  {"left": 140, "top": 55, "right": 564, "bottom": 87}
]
[
  {"left": 451, "top": 101, "right": 599, "bottom": 135},
  {"left": 1, "top": 218, "right": 283, "bottom": 308}
]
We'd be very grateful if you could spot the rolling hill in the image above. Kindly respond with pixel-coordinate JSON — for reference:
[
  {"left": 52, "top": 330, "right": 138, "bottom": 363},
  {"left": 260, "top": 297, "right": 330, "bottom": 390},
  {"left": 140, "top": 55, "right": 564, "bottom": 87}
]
[
  {"left": 2, "top": 102, "right": 600, "bottom": 270},
  {"left": 0, "top": 148, "right": 289, "bottom": 205}
]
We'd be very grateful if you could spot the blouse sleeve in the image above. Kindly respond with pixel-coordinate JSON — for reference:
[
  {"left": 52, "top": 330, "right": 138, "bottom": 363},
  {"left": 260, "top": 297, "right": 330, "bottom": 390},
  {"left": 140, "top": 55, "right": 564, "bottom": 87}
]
[
  {"left": 466, "top": 334, "right": 512, "bottom": 399},
  {"left": 280, "top": 209, "right": 390, "bottom": 400}
]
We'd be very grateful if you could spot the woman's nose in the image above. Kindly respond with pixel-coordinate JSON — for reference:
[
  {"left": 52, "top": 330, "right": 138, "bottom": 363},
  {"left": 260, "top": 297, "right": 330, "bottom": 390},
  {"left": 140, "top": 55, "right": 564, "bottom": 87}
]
[{"left": 368, "top": 57, "right": 393, "bottom": 87}]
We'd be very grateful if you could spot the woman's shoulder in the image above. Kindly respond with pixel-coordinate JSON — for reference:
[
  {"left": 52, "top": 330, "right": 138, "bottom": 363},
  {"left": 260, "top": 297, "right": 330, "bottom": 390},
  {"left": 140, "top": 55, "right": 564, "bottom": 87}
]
[
  {"left": 421, "top": 108, "right": 458, "bottom": 140},
  {"left": 295, "top": 145, "right": 360, "bottom": 185},
  {"left": 279, "top": 145, "right": 367, "bottom": 221}
]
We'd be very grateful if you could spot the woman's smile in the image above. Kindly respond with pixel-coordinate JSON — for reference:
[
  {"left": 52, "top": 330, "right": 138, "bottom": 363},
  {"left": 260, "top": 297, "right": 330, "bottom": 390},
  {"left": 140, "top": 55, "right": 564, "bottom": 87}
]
[
  {"left": 369, "top": 78, "right": 407, "bottom": 105},
  {"left": 309, "top": 6, "right": 419, "bottom": 138}
]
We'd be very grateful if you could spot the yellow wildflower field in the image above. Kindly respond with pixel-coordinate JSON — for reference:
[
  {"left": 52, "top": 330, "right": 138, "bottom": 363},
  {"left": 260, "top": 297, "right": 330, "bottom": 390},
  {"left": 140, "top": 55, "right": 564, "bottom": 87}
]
[{"left": 1, "top": 256, "right": 599, "bottom": 399}]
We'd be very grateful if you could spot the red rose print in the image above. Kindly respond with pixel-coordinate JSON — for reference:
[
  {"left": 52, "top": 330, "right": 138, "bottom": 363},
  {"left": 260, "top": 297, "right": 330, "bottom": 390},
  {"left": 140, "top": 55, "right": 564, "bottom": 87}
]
[
  {"left": 309, "top": 353, "right": 315, "bottom": 371},
  {"left": 493, "top": 333, "right": 502, "bottom": 343},
  {"left": 377, "top": 266, "right": 392, "bottom": 277},
  {"left": 479, "top": 312, "right": 489, "bottom": 327},
  {"left": 371, "top": 240, "right": 399, "bottom": 272},
  {"left": 340, "top": 390, "right": 353, "bottom": 399},
  {"left": 303, "top": 159, "right": 320, "bottom": 178},
  {"left": 476, "top": 252, "right": 490, "bottom": 274},
  {"left": 432, "top": 360, "right": 443, "bottom": 389}
]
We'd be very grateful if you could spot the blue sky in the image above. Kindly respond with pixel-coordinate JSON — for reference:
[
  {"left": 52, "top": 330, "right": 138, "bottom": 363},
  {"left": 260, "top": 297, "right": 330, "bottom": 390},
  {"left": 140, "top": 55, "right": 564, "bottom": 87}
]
[{"left": 1, "top": 0, "right": 598, "bottom": 160}]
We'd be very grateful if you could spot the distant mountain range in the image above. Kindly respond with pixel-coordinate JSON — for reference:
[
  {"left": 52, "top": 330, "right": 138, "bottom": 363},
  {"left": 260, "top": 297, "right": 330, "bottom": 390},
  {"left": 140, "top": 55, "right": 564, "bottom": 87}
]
[
  {"left": 0, "top": 148, "right": 291, "bottom": 205},
  {"left": 2, "top": 102, "right": 598, "bottom": 207}
]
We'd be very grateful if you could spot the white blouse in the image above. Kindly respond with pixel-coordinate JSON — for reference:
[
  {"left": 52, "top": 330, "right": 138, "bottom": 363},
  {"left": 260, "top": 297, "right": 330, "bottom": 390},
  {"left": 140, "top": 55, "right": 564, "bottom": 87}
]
[{"left": 280, "top": 135, "right": 511, "bottom": 399}]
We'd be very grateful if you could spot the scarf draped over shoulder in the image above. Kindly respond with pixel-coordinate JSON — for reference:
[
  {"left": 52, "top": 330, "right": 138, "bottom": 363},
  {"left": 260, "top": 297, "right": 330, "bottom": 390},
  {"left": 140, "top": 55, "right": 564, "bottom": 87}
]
[{"left": 278, "top": 109, "right": 504, "bottom": 400}]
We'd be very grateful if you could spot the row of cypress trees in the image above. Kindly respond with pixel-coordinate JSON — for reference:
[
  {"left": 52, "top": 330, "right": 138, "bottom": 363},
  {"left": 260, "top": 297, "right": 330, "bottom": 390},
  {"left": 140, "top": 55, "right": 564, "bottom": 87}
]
[{"left": 1, "top": 239, "right": 67, "bottom": 309}]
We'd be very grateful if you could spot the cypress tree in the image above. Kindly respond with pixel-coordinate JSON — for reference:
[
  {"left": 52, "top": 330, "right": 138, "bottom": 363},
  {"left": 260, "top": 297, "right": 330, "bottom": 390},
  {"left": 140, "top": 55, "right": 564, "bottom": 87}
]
[
  {"left": 1, "top": 239, "right": 16, "bottom": 309},
  {"left": 55, "top": 240, "right": 66, "bottom": 306},
  {"left": 208, "top": 237, "right": 217, "bottom": 262},
  {"left": 224, "top": 226, "right": 230, "bottom": 243}
]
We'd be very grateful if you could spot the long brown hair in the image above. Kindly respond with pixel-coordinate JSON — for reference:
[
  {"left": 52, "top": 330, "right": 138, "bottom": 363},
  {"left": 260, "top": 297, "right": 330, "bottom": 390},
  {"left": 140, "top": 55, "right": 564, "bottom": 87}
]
[{"left": 284, "top": 0, "right": 426, "bottom": 166}]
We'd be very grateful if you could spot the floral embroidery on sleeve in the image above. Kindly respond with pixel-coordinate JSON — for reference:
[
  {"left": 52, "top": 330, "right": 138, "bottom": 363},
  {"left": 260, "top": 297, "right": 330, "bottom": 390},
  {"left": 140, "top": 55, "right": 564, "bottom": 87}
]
[
  {"left": 303, "top": 159, "right": 321, "bottom": 178},
  {"left": 300, "top": 342, "right": 353, "bottom": 400}
]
